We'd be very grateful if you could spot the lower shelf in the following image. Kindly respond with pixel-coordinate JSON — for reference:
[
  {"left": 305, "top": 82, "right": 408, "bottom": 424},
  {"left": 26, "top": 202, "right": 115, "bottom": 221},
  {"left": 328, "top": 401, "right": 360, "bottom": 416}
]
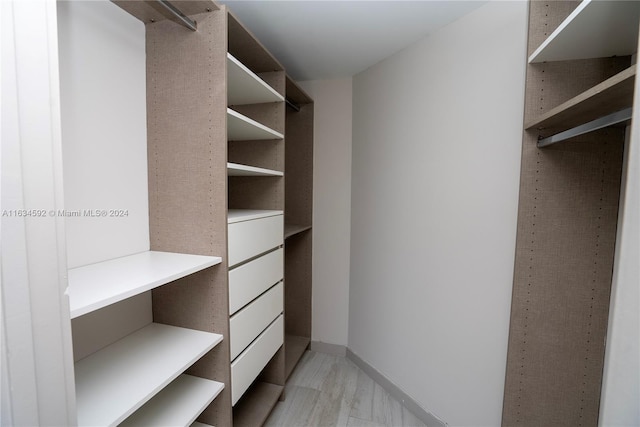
[
  {"left": 284, "top": 224, "right": 311, "bottom": 239},
  {"left": 232, "top": 381, "right": 284, "bottom": 427},
  {"left": 75, "top": 323, "right": 223, "bottom": 426},
  {"left": 119, "top": 374, "right": 224, "bottom": 426},
  {"left": 285, "top": 334, "right": 310, "bottom": 379}
]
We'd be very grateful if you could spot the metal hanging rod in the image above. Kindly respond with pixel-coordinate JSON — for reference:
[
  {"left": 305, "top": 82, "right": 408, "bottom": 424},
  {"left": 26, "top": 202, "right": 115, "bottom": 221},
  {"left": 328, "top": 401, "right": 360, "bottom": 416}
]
[
  {"left": 286, "top": 98, "right": 301, "bottom": 112},
  {"left": 153, "top": 0, "right": 197, "bottom": 31},
  {"left": 537, "top": 107, "right": 633, "bottom": 148}
]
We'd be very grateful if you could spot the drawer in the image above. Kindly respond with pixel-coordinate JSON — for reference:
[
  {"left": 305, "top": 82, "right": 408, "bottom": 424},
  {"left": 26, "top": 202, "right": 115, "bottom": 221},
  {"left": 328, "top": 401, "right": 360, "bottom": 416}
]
[
  {"left": 230, "top": 314, "right": 283, "bottom": 406},
  {"left": 228, "top": 214, "right": 283, "bottom": 267},
  {"left": 229, "top": 248, "right": 283, "bottom": 315},
  {"left": 230, "top": 282, "right": 283, "bottom": 360}
]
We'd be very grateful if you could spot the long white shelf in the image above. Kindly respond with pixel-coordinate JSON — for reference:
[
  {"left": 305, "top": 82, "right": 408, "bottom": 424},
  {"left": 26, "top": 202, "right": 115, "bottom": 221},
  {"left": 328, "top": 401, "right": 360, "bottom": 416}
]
[
  {"left": 227, "top": 108, "right": 284, "bottom": 141},
  {"left": 227, "top": 53, "right": 284, "bottom": 106},
  {"left": 75, "top": 323, "right": 223, "bottom": 427},
  {"left": 227, "top": 209, "right": 283, "bottom": 224},
  {"left": 68, "top": 251, "right": 222, "bottom": 319},
  {"left": 529, "top": 0, "right": 640, "bottom": 63},
  {"left": 119, "top": 374, "right": 224, "bottom": 426},
  {"left": 227, "top": 162, "right": 283, "bottom": 177}
]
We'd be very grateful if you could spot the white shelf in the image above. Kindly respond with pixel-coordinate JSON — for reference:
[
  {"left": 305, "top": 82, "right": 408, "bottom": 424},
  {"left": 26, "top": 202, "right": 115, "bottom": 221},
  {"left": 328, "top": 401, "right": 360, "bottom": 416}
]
[
  {"left": 529, "top": 0, "right": 640, "bottom": 63},
  {"left": 75, "top": 322, "right": 223, "bottom": 427},
  {"left": 119, "top": 374, "right": 224, "bottom": 426},
  {"left": 227, "top": 209, "right": 283, "bottom": 224},
  {"left": 227, "top": 162, "right": 283, "bottom": 177},
  {"left": 68, "top": 251, "right": 222, "bottom": 319},
  {"left": 227, "top": 108, "right": 284, "bottom": 141},
  {"left": 227, "top": 53, "right": 284, "bottom": 106}
]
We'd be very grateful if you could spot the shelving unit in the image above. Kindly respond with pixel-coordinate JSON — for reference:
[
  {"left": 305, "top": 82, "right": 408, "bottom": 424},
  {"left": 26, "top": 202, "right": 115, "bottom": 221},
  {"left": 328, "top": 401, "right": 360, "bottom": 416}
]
[
  {"left": 283, "top": 76, "right": 314, "bottom": 378},
  {"left": 224, "top": 10, "right": 291, "bottom": 424},
  {"left": 503, "top": 1, "right": 638, "bottom": 425},
  {"left": 119, "top": 375, "right": 224, "bottom": 427},
  {"left": 227, "top": 162, "right": 283, "bottom": 177},
  {"left": 68, "top": 251, "right": 221, "bottom": 318},
  {"left": 37, "top": 1, "right": 312, "bottom": 425},
  {"left": 75, "top": 323, "right": 223, "bottom": 426}
]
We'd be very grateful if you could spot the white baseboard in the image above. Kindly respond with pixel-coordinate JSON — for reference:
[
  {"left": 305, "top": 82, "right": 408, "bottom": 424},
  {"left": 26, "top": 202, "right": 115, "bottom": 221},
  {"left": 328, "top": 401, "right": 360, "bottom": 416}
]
[
  {"left": 310, "top": 340, "right": 347, "bottom": 356},
  {"left": 346, "top": 348, "right": 447, "bottom": 427}
]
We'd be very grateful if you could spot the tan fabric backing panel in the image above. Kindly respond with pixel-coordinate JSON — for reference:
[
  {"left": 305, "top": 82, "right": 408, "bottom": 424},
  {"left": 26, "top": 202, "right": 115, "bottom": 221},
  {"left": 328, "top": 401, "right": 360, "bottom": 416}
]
[
  {"left": 503, "top": 2, "right": 627, "bottom": 426},
  {"left": 228, "top": 140, "right": 283, "bottom": 172},
  {"left": 227, "top": 12, "right": 283, "bottom": 73},
  {"left": 259, "top": 71, "right": 286, "bottom": 97},
  {"left": 145, "top": 10, "right": 232, "bottom": 427},
  {"left": 285, "top": 103, "right": 314, "bottom": 226},
  {"left": 284, "top": 232, "right": 312, "bottom": 338},
  {"left": 231, "top": 101, "right": 285, "bottom": 135},
  {"left": 228, "top": 176, "right": 284, "bottom": 211},
  {"left": 259, "top": 347, "right": 286, "bottom": 387}
]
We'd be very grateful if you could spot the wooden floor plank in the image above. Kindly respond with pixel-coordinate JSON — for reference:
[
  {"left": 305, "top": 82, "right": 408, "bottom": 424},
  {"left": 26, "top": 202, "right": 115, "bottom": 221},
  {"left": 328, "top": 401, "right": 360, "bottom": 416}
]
[{"left": 266, "top": 351, "right": 426, "bottom": 427}]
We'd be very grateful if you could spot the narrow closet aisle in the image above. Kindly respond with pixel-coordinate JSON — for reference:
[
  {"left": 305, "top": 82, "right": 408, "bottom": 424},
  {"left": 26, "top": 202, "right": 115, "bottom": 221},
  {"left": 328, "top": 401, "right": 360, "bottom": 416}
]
[{"left": 265, "top": 351, "right": 426, "bottom": 427}]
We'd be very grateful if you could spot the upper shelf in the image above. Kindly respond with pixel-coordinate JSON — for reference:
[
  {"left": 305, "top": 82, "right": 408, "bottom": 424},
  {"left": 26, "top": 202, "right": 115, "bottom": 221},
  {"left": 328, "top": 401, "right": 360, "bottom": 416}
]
[
  {"left": 526, "top": 65, "right": 636, "bottom": 134},
  {"left": 227, "top": 162, "right": 283, "bottom": 177},
  {"left": 529, "top": 0, "right": 640, "bottom": 63},
  {"left": 68, "top": 251, "right": 222, "bottom": 319},
  {"left": 227, "top": 108, "right": 284, "bottom": 141},
  {"left": 228, "top": 53, "right": 284, "bottom": 106},
  {"left": 75, "top": 323, "right": 223, "bottom": 426}
]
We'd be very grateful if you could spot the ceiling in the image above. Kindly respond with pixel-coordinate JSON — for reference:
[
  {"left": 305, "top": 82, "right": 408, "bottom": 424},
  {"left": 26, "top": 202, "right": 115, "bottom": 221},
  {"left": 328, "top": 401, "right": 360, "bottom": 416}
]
[{"left": 217, "top": 1, "right": 487, "bottom": 81}]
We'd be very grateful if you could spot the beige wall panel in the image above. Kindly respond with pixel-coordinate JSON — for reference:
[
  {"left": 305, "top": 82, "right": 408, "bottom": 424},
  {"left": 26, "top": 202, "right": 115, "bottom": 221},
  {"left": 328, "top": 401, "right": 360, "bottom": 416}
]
[
  {"left": 145, "top": 10, "right": 231, "bottom": 427},
  {"left": 285, "top": 104, "right": 314, "bottom": 226},
  {"left": 228, "top": 176, "right": 284, "bottom": 211},
  {"left": 503, "top": 2, "right": 628, "bottom": 425},
  {"left": 284, "top": 232, "right": 312, "bottom": 338},
  {"left": 228, "top": 140, "right": 283, "bottom": 172}
]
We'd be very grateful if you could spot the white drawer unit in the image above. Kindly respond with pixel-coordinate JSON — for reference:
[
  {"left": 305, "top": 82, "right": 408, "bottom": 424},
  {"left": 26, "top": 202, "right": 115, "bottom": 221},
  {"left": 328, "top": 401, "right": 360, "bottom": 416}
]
[
  {"left": 230, "top": 282, "right": 283, "bottom": 360},
  {"left": 230, "top": 315, "right": 284, "bottom": 405},
  {"left": 228, "top": 211, "right": 283, "bottom": 268},
  {"left": 229, "top": 248, "right": 283, "bottom": 315}
]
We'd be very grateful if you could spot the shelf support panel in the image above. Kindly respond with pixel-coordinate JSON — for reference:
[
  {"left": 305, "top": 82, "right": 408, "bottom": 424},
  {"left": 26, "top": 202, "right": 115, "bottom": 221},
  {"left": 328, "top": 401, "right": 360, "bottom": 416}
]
[{"left": 537, "top": 108, "right": 633, "bottom": 148}]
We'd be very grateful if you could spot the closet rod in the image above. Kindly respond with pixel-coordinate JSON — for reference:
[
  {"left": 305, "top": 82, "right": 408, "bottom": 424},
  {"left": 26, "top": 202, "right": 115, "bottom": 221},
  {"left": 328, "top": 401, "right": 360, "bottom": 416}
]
[
  {"left": 286, "top": 98, "right": 301, "bottom": 112},
  {"left": 153, "top": 0, "right": 197, "bottom": 31},
  {"left": 537, "top": 107, "right": 633, "bottom": 147}
]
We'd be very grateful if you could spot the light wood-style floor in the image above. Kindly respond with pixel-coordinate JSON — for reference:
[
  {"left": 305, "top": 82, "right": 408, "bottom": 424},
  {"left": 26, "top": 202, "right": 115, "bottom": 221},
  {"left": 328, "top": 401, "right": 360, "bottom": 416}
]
[{"left": 265, "top": 351, "right": 427, "bottom": 427}]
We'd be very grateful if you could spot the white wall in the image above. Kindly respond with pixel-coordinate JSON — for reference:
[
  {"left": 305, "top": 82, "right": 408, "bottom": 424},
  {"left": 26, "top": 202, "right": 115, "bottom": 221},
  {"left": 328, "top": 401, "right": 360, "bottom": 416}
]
[
  {"left": 57, "top": 0, "right": 149, "bottom": 269},
  {"left": 599, "top": 55, "right": 640, "bottom": 425},
  {"left": 57, "top": 1, "right": 152, "bottom": 358},
  {"left": 299, "top": 79, "right": 353, "bottom": 347},
  {"left": 349, "top": 2, "right": 527, "bottom": 426}
]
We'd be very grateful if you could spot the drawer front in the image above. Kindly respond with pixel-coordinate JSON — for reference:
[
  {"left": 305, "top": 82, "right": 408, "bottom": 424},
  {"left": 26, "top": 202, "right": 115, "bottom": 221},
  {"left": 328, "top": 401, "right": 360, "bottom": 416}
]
[
  {"left": 231, "top": 314, "right": 283, "bottom": 405},
  {"left": 229, "top": 248, "right": 283, "bottom": 315},
  {"left": 228, "top": 215, "right": 283, "bottom": 267},
  {"left": 230, "top": 282, "right": 283, "bottom": 360}
]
